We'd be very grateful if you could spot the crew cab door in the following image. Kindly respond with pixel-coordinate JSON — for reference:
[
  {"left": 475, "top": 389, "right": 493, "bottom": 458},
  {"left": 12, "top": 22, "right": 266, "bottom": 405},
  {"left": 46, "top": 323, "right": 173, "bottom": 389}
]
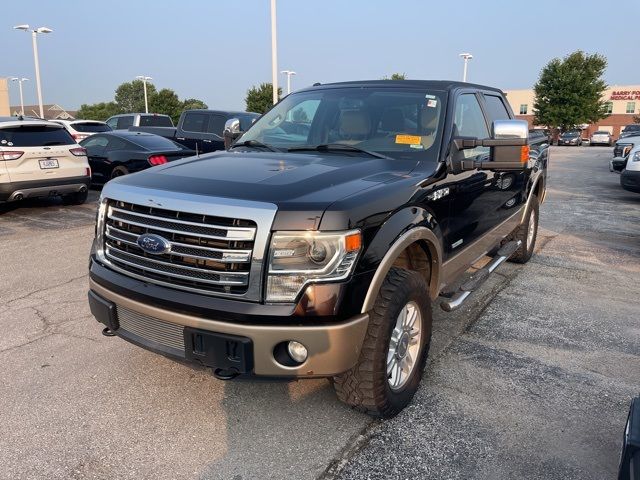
[{"left": 443, "top": 92, "right": 496, "bottom": 255}]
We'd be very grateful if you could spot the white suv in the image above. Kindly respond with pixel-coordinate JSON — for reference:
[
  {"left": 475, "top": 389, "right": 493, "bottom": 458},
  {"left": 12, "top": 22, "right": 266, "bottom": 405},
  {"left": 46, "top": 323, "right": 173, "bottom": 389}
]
[
  {"left": 53, "top": 119, "right": 111, "bottom": 142},
  {"left": 621, "top": 144, "right": 640, "bottom": 194},
  {"left": 0, "top": 117, "right": 91, "bottom": 204}
]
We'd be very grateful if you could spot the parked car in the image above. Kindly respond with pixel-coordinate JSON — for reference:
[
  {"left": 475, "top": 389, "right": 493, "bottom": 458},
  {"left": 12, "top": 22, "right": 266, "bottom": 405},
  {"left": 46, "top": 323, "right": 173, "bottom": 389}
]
[
  {"left": 589, "top": 130, "right": 612, "bottom": 146},
  {"left": 53, "top": 119, "right": 111, "bottom": 142},
  {"left": 613, "top": 135, "right": 640, "bottom": 161},
  {"left": 529, "top": 128, "right": 551, "bottom": 144},
  {"left": 131, "top": 109, "right": 260, "bottom": 154},
  {"left": 619, "top": 124, "right": 640, "bottom": 139},
  {"left": 620, "top": 144, "right": 640, "bottom": 193},
  {"left": 79, "top": 131, "right": 195, "bottom": 184},
  {"left": 0, "top": 117, "right": 90, "bottom": 204},
  {"left": 105, "top": 113, "right": 174, "bottom": 131},
  {"left": 558, "top": 131, "right": 582, "bottom": 146},
  {"left": 87, "top": 80, "right": 548, "bottom": 417}
]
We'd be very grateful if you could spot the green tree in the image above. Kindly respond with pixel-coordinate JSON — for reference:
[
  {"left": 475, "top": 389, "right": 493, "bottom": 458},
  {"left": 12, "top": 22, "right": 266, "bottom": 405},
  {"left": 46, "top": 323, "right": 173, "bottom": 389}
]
[
  {"left": 634, "top": 115, "right": 640, "bottom": 124},
  {"left": 383, "top": 73, "right": 406, "bottom": 80},
  {"left": 245, "top": 83, "right": 281, "bottom": 114},
  {"left": 533, "top": 51, "right": 608, "bottom": 131},
  {"left": 149, "top": 88, "right": 183, "bottom": 124},
  {"left": 77, "top": 101, "right": 122, "bottom": 121},
  {"left": 182, "top": 98, "right": 208, "bottom": 111},
  {"left": 115, "top": 80, "right": 157, "bottom": 112},
  {"left": 292, "top": 107, "right": 309, "bottom": 123}
]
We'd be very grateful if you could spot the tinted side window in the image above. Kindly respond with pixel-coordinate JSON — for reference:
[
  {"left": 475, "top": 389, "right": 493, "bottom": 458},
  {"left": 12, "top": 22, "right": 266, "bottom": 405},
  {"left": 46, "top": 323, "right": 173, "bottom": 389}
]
[
  {"left": 106, "top": 118, "right": 118, "bottom": 130},
  {"left": 484, "top": 95, "right": 511, "bottom": 124},
  {"left": 182, "top": 113, "right": 207, "bottom": 133},
  {"left": 0, "top": 125, "right": 75, "bottom": 147},
  {"left": 454, "top": 94, "right": 489, "bottom": 159},
  {"left": 105, "top": 138, "right": 130, "bottom": 152},
  {"left": 140, "top": 115, "right": 173, "bottom": 127},
  {"left": 206, "top": 115, "right": 226, "bottom": 136},
  {"left": 116, "top": 116, "right": 134, "bottom": 130}
]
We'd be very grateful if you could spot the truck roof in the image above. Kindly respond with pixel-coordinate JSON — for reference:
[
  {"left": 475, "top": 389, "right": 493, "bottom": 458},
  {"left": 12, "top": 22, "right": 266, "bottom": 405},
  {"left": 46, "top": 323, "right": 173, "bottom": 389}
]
[{"left": 301, "top": 80, "right": 505, "bottom": 94}]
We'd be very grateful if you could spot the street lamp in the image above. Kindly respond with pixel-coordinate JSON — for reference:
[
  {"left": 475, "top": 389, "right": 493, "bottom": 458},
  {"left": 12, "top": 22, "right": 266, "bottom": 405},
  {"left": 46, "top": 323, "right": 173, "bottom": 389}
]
[
  {"left": 14, "top": 24, "right": 53, "bottom": 119},
  {"left": 270, "top": 0, "right": 279, "bottom": 104},
  {"left": 135, "top": 76, "right": 153, "bottom": 113},
  {"left": 459, "top": 53, "right": 473, "bottom": 82},
  {"left": 10, "top": 77, "right": 29, "bottom": 115},
  {"left": 281, "top": 70, "right": 296, "bottom": 95}
]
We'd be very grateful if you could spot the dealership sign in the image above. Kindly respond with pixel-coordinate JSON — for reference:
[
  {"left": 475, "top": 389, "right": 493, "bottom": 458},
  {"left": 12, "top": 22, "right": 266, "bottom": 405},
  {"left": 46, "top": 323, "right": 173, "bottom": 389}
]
[{"left": 610, "top": 90, "right": 640, "bottom": 100}]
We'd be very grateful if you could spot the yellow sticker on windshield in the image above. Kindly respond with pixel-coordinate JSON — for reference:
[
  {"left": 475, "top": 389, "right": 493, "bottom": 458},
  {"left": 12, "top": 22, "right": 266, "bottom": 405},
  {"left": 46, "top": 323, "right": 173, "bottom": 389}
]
[{"left": 396, "top": 134, "right": 421, "bottom": 145}]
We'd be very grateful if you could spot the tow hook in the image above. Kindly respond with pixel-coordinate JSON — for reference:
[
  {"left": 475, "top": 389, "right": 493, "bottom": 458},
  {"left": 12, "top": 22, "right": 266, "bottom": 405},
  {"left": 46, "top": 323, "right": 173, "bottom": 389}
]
[
  {"left": 102, "top": 327, "right": 116, "bottom": 337},
  {"left": 213, "top": 368, "right": 240, "bottom": 380}
]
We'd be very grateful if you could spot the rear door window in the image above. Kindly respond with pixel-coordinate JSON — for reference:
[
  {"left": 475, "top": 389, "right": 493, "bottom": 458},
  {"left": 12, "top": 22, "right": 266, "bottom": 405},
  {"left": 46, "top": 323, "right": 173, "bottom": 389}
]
[
  {"left": 0, "top": 125, "right": 75, "bottom": 147},
  {"left": 116, "top": 116, "right": 134, "bottom": 130},
  {"left": 181, "top": 112, "right": 207, "bottom": 133},
  {"left": 483, "top": 94, "right": 512, "bottom": 124},
  {"left": 206, "top": 114, "right": 226, "bottom": 136}
]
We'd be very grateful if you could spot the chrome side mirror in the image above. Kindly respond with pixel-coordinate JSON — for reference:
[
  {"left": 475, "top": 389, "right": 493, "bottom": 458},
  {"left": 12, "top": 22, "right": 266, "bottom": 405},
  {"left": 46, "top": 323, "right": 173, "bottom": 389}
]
[
  {"left": 492, "top": 119, "right": 529, "bottom": 140},
  {"left": 224, "top": 118, "right": 242, "bottom": 150}
]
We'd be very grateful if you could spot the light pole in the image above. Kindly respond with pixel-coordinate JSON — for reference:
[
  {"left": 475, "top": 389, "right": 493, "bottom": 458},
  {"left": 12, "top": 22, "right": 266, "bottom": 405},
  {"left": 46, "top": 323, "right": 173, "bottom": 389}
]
[
  {"left": 10, "top": 77, "right": 29, "bottom": 115},
  {"left": 14, "top": 25, "right": 53, "bottom": 119},
  {"left": 281, "top": 70, "right": 296, "bottom": 95},
  {"left": 136, "top": 76, "right": 152, "bottom": 113},
  {"left": 270, "top": 0, "right": 279, "bottom": 104},
  {"left": 459, "top": 53, "right": 473, "bottom": 82}
]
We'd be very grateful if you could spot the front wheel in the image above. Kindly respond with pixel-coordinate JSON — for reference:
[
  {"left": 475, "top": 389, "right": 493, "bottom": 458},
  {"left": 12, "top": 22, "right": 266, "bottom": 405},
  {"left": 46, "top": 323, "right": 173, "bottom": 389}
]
[
  {"left": 333, "top": 267, "right": 432, "bottom": 417},
  {"left": 110, "top": 166, "right": 129, "bottom": 180}
]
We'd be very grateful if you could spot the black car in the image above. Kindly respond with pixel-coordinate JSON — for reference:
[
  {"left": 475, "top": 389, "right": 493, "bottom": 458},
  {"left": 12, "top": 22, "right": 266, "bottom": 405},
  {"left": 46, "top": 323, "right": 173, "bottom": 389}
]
[
  {"left": 80, "top": 131, "right": 196, "bottom": 184},
  {"left": 620, "top": 124, "right": 640, "bottom": 139},
  {"left": 558, "top": 131, "right": 582, "bottom": 146}
]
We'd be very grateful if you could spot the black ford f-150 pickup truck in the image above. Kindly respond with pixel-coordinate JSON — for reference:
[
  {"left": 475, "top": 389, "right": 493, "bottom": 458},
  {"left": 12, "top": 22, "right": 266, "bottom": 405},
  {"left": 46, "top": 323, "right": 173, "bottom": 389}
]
[
  {"left": 131, "top": 109, "right": 260, "bottom": 154},
  {"left": 88, "top": 80, "right": 548, "bottom": 417}
]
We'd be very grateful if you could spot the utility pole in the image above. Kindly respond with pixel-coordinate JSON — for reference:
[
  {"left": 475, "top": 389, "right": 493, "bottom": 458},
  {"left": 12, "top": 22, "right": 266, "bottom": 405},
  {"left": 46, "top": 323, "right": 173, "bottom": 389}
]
[{"left": 270, "top": 0, "right": 279, "bottom": 104}]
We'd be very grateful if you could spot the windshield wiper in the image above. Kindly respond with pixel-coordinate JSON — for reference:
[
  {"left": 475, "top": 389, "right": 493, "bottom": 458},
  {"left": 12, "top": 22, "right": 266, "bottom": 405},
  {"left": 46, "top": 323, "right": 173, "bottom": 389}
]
[
  {"left": 230, "top": 140, "right": 281, "bottom": 152},
  {"left": 288, "top": 143, "right": 392, "bottom": 160}
]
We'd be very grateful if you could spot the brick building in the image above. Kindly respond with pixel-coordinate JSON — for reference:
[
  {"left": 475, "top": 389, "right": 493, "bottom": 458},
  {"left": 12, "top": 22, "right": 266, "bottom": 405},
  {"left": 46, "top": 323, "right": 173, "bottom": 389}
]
[{"left": 504, "top": 85, "right": 640, "bottom": 140}]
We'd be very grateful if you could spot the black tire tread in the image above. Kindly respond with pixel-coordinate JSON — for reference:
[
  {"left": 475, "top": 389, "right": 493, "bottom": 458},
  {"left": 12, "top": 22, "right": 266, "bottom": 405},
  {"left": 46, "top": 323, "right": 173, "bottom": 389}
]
[
  {"left": 508, "top": 195, "right": 539, "bottom": 264},
  {"left": 333, "top": 267, "right": 430, "bottom": 417}
]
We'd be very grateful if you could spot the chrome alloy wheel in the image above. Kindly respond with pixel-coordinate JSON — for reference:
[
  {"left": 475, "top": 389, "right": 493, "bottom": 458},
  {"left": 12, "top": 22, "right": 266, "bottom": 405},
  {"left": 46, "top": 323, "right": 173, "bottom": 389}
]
[
  {"left": 387, "top": 301, "right": 422, "bottom": 391},
  {"left": 527, "top": 209, "right": 537, "bottom": 249}
]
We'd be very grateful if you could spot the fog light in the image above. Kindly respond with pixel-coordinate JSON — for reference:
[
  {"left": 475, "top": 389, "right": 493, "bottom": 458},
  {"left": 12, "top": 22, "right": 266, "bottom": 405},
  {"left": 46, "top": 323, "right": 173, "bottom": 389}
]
[{"left": 287, "top": 341, "right": 308, "bottom": 363}]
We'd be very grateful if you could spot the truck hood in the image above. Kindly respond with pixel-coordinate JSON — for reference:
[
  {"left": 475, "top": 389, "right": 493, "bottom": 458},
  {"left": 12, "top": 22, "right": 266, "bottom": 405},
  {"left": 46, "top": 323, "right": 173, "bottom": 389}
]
[{"left": 109, "top": 151, "right": 429, "bottom": 228}]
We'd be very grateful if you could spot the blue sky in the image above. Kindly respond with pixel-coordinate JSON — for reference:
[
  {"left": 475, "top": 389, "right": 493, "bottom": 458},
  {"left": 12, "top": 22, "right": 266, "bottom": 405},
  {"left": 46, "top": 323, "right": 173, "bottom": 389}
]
[{"left": 3, "top": 0, "right": 639, "bottom": 111}]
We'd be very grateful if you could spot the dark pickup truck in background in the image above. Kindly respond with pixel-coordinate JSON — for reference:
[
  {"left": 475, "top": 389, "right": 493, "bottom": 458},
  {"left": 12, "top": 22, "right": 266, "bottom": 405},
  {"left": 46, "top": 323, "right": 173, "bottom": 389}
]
[
  {"left": 131, "top": 109, "right": 260, "bottom": 154},
  {"left": 88, "top": 80, "right": 548, "bottom": 417}
]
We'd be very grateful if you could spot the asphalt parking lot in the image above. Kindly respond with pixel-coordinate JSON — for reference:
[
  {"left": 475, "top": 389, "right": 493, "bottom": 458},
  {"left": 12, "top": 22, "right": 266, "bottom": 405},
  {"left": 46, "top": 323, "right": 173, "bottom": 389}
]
[{"left": 1, "top": 146, "right": 639, "bottom": 479}]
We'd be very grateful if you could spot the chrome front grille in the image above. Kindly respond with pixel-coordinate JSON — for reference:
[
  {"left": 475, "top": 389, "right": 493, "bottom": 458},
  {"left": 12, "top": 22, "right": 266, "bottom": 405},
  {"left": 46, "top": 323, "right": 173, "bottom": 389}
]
[
  {"left": 103, "top": 199, "right": 256, "bottom": 295},
  {"left": 117, "top": 305, "right": 185, "bottom": 353}
]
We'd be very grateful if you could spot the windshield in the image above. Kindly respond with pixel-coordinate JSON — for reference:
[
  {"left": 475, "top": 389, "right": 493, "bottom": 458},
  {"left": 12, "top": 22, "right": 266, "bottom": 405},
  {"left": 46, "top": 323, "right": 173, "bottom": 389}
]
[
  {"left": 563, "top": 132, "right": 579, "bottom": 137},
  {"left": 238, "top": 87, "right": 446, "bottom": 161}
]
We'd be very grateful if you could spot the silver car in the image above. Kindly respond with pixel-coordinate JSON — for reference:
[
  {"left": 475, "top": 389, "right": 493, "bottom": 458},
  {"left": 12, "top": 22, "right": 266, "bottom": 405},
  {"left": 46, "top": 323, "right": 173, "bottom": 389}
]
[{"left": 590, "top": 130, "right": 612, "bottom": 146}]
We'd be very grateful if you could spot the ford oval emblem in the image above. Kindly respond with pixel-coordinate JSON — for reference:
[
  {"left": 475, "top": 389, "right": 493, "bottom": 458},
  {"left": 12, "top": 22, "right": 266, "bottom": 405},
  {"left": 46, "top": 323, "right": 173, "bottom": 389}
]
[{"left": 137, "top": 233, "right": 171, "bottom": 255}]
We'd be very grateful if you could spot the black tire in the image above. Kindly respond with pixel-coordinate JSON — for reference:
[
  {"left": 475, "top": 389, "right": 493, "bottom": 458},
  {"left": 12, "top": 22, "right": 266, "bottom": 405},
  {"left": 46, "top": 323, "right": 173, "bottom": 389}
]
[
  {"left": 508, "top": 194, "right": 539, "bottom": 264},
  {"left": 333, "top": 267, "right": 432, "bottom": 418},
  {"left": 62, "top": 189, "right": 88, "bottom": 205},
  {"left": 110, "top": 166, "right": 129, "bottom": 179}
]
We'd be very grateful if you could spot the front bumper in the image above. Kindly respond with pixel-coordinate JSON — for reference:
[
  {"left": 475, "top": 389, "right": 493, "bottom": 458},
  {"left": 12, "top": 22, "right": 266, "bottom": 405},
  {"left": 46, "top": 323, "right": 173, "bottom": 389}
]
[
  {"left": 0, "top": 175, "right": 91, "bottom": 202},
  {"left": 89, "top": 278, "right": 369, "bottom": 377},
  {"left": 621, "top": 169, "right": 640, "bottom": 193}
]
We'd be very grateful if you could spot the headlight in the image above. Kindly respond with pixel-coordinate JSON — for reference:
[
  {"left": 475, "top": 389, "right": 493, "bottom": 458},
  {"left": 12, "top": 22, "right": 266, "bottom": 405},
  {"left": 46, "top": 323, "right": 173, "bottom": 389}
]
[
  {"left": 632, "top": 151, "right": 640, "bottom": 162},
  {"left": 266, "top": 230, "right": 362, "bottom": 302}
]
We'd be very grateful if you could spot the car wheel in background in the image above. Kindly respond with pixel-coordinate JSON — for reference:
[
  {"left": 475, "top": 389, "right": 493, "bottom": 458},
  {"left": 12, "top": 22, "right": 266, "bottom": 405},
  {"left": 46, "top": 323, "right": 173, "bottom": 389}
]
[
  {"left": 62, "top": 189, "right": 89, "bottom": 205},
  {"left": 110, "top": 166, "right": 129, "bottom": 179}
]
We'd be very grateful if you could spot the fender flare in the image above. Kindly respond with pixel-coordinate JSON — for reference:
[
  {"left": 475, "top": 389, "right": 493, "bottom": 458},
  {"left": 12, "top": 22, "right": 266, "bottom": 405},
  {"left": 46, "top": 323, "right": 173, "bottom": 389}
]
[{"left": 360, "top": 227, "right": 443, "bottom": 314}]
